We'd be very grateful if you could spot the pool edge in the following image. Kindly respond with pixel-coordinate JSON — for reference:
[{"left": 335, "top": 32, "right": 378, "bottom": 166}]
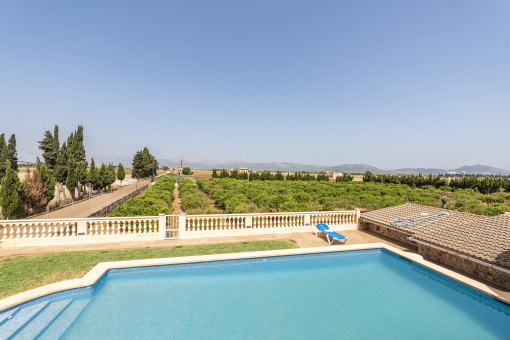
[{"left": 1, "top": 242, "right": 509, "bottom": 312}]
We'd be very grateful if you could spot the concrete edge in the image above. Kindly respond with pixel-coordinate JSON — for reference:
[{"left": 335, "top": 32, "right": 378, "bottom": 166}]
[{"left": 1, "top": 242, "right": 509, "bottom": 312}]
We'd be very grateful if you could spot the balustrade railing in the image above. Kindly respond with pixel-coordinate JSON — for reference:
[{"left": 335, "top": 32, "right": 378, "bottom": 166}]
[
  {"left": 184, "top": 210, "right": 358, "bottom": 233},
  {"left": 0, "top": 210, "right": 359, "bottom": 245},
  {"left": 0, "top": 216, "right": 159, "bottom": 241},
  {"left": 86, "top": 216, "right": 159, "bottom": 236},
  {"left": 0, "top": 220, "right": 78, "bottom": 240}
]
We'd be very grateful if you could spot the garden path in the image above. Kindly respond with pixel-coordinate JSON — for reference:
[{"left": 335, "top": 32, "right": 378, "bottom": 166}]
[{"left": 172, "top": 184, "right": 183, "bottom": 214}]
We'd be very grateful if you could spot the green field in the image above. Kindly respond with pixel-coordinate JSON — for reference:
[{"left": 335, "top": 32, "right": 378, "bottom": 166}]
[{"left": 198, "top": 178, "right": 510, "bottom": 216}]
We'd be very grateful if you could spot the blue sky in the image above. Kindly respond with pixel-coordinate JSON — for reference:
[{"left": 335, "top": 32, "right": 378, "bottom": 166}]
[{"left": 0, "top": 1, "right": 509, "bottom": 169}]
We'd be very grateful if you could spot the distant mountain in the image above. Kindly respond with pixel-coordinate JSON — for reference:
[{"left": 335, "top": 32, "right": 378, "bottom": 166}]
[
  {"left": 158, "top": 159, "right": 324, "bottom": 172},
  {"left": 390, "top": 168, "right": 448, "bottom": 175},
  {"left": 324, "top": 164, "right": 385, "bottom": 174},
  {"left": 452, "top": 164, "right": 510, "bottom": 175},
  {"left": 158, "top": 159, "right": 509, "bottom": 175}
]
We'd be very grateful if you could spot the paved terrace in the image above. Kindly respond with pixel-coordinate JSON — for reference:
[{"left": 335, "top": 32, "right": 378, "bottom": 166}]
[{"left": 0, "top": 230, "right": 414, "bottom": 256}]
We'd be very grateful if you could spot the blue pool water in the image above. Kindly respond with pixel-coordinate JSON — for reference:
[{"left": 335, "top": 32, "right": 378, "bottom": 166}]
[{"left": 1, "top": 249, "right": 509, "bottom": 339}]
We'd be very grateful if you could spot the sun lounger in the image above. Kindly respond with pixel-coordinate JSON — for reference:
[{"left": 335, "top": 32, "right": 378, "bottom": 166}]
[{"left": 315, "top": 223, "right": 346, "bottom": 245}]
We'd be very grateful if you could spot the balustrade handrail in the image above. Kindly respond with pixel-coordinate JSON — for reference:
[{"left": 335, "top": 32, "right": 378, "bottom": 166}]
[
  {"left": 0, "top": 215, "right": 159, "bottom": 224},
  {"left": 185, "top": 210, "right": 356, "bottom": 218},
  {"left": 85, "top": 216, "right": 159, "bottom": 222}
]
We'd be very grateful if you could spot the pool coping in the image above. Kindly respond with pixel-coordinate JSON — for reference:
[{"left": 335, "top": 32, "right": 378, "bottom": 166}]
[{"left": 1, "top": 242, "right": 509, "bottom": 312}]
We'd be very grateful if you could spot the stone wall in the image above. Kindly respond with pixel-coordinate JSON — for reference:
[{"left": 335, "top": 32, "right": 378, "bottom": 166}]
[
  {"left": 360, "top": 221, "right": 416, "bottom": 246},
  {"left": 418, "top": 244, "right": 510, "bottom": 290}
]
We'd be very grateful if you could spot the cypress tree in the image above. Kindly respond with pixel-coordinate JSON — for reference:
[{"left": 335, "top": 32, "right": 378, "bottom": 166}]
[
  {"left": 0, "top": 160, "right": 23, "bottom": 218},
  {"left": 0, "top": 143, "right": 7, "bottom": 182},
  {"left": 107, "top": 163, "right": 116, "bottom": 190},
  {"left": 6, "top": 134, "right": 17, "bottom": 171},
  {"left": 38, "top": 126, "right": 59, "bottom": 170},
  {"left": 87, "top": 158, "right": 99, "bottom": 192},
  {"left": 66, "top": 164, "right": 78, "bottom": 200},
  {"left": 52, "top": 125, "right": 60, "bottom": 165},
  {"left": 55, "top": 142, "right": 68, "bottom": 184},
  {"left": 76, "top": 161, "right": 87, "bottom": 199},
  {"left": 132, "top": 147, "right": 158, "bottom": 178},
  {"left": 73, "top": 125, "right": 86, "bottom": 163},
  {"left": 275, "top": 171, "right": 284, "bottom": 181},
  {"left": 54, "top": 142, "right": 68, "bottom": 205},
  {"left": 38, "top": 163, "right": 55, "bottom": 202},
  {"left": 0, "top": 134, "right": 5, "bottom": 153},
  {"left": 99, "top": 163, "right": 108, "bottom": 191},
  {"left": 0, "top": 134, "right": 5, "bottom": 180},
  {"left": 117, "top": 163, "right": 125, "bottom": 184},
  {"left": 219, "top": 169, "right": 229, "bottom": 178}
]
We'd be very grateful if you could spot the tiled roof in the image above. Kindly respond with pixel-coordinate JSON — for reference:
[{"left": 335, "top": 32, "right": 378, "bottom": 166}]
[
  {"left": 360, "top": 203, "right": 510, "bottom": 269},
  {"left": 359, "top": 203, "right": 484, "bottom": 235}
]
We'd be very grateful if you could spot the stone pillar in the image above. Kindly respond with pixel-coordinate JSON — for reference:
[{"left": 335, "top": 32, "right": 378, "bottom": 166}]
[
  {"left": 304, "top": 214, "right": 311, "bottom": 227},
  {"left": 77, "top": 220, "right": 87, "bottom": 236},
  {"left": 356, "top": 208, "right": 361, "bottom": 229},
  {"left": 158, "top": 213, "right": 166, "bottom": 239},
  {"left": 179, "top": 213, "right": 187, "bottom": 238}
]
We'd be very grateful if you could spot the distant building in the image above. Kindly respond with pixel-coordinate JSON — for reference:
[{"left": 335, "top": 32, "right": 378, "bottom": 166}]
[
  {"left": 327, "top": 171, "right": 343, "bottom": 180},
  {"left": 229, "top": 168, "right": 248, "bottom": 175}
]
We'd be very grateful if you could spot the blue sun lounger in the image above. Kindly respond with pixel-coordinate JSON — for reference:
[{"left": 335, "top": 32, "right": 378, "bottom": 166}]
[{"left": 315, "top": 223, "right": 346, "bottom": 245}]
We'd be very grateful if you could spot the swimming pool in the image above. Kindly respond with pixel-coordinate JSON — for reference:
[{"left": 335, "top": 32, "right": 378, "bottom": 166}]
[{"left": 1, "top": 249, "right": 509, "bottom": 339}]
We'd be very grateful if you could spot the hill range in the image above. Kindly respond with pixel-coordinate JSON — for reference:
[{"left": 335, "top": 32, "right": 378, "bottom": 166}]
[{"left": 158, "top": 160, "right": 510, "bottom": 176}]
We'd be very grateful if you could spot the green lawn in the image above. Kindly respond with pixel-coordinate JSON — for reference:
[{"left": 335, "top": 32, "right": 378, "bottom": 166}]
[{"left": 0, "top": 240, "right": 298, "bottom": 299}]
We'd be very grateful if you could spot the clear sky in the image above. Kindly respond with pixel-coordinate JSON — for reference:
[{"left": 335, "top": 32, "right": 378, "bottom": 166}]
[{"left": 1, "top": 1, "right": 509, "bottom": 169}]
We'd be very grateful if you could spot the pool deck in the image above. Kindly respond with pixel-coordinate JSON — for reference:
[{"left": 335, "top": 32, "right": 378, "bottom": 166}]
[{"left": 0, "top": 230, "right": 415, "bottom": 256}]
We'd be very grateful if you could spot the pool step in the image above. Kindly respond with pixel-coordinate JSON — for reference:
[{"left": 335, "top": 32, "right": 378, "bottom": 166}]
[
  {"left": 0, "top": 301, "right": 50, "bottom": 340},
  {"left": 0, "top": 307, "right": 20, "bottom": 327},
  {"left": 11, "top": 299, "right": 73, "bottom": 340},
  {"left": 37, "top": 299, "right": 91, "bottom": 340}
]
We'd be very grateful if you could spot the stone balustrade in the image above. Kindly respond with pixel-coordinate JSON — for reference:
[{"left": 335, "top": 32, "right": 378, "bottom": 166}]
[
  {"left": 0, "top": 219, "right": 79, "bottom": 240},
  {"left": 0, "top": 210, "right": 360, "bottom": 246},
  {"left": 86, "top": 216, "right": 159, "bottom": 236},
  {"left": 183, "top": 210, "right": 359, "bottom": 238}
]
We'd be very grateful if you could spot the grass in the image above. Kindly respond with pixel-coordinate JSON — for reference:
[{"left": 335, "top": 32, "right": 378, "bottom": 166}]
[{"left": 0, "top": 240, "right": 298, "bottom": 299}]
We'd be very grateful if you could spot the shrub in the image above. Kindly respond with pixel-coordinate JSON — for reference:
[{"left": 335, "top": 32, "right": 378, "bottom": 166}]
[
  {"left": 109, "top": 177, "right": 176, "bottom": 216},
  {"left": 178, "top": 178, "right": 222, "bottom": 214},
  {"left": 480, "top": 196, "right": 505, "bottom": 204},
  {"left": 182, "top": 167, "right": 193, "bottom": 175}
]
